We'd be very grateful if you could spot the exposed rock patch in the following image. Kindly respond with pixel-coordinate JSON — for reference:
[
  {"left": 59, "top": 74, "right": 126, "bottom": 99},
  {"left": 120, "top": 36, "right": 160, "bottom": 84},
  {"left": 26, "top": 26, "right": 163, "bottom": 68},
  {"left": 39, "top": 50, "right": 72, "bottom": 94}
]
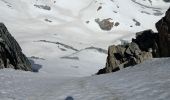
[
  {"left": 97, "top": 6, "right": 102, "bottom": 11},
  {"left": 113, "top": 11, "right": 118, "bottom": 13},
  {"left": 0, "top": 23, "right": 32, "bottom": 71},
  {"left": 34, "top": 4, "right": 51, "bottom": 10},
  {"left": 37, "top": 40, "right": 79, "bottom": 51},
  {"left": 132, "top": 19, "right": 141, "bottom": 26},
  {"left": 86, "top": 21, "right": 90, "bottom": 24},
  {"left": 60, "top": 56, "right": 79, "bottom": 60},
  {"left": 114, "top": 22, "right": 120, "bottom": 26},
  {"left": 44, "top": 19, "right": 52, "bottom": 23},
  {"left": 95, "top": 18, "right": 114, "bottom": 31},
  {"left": 95, "top": 18, "right": 119, "bottom": 31}
]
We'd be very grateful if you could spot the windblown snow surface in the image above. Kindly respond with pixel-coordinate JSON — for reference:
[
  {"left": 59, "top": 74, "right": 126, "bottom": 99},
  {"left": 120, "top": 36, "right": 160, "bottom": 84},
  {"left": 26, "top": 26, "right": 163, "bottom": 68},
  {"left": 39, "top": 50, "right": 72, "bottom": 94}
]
[
  {"left": 0, "top": 0, "right": 170, "bottom": 99},
  {"left": 1, "top": 58, "right": 170, "bottom": 100}
]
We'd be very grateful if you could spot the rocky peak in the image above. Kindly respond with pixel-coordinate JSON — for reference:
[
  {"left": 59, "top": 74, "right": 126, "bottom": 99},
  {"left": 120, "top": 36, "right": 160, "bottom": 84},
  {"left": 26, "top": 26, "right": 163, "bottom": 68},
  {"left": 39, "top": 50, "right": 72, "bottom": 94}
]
[{"left": 0, "top": 23, "right": 32, "bottom": 71}]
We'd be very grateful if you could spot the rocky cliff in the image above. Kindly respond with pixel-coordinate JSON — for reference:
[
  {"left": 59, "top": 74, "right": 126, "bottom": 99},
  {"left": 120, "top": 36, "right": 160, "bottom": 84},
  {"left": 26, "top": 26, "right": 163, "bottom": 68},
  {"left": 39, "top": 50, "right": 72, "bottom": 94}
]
[
  {"left": 0, "top": 23, "right": 32, "bottom": 71},
  {"left": 156, "top": 8, "right": 170, "bottom": 57}
]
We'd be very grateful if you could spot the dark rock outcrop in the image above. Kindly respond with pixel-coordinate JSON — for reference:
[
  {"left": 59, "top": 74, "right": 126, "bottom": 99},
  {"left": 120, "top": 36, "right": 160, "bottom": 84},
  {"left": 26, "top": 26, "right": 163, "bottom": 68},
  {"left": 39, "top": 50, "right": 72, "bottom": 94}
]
[
  {"left": 156, "top": 8, "right": 170, "bottom": 57},
  {"left": 133, "top": 30, "right": 160, "bottom": 57},
  {"left": 97, "top": 8, "right": 170, "bottom": 75},
  {"left": 0, "top": 23, "right": 32, "bottom": 71},
  {"left": 97, "top": 30, "right": 156, "bottom": 74}
]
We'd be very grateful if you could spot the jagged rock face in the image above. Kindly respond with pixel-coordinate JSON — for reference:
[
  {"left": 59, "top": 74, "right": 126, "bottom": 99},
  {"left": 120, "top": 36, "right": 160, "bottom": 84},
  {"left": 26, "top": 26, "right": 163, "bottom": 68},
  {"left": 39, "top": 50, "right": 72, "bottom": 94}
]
[
  {"left": 105, "top": 45, "right": 125, "bottom": 73},
  {"left": 97, "top": 30, "right": 157, "bottom": 74},
  {"left": 156, "top": 8, "right": 170, "bottom": 57},
  {"left": 0, "top": 23, "right": 32, "bottom": 71}
]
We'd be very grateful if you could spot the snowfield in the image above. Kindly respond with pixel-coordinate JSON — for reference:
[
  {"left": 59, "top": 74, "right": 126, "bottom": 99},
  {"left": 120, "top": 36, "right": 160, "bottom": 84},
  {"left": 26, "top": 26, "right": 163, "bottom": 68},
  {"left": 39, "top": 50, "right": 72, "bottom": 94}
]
[
  {"left": 0, "top": 0, "right": 170, "bottom": 99},
  {"left": 0, "top": 58, "right": 170, "bottom": 100}
]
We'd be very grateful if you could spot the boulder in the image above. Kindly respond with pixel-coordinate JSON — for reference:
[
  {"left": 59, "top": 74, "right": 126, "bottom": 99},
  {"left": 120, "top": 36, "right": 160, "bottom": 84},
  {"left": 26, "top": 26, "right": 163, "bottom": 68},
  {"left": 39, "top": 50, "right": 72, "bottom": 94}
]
[
  {"left": 105, "top": 45, "right": 125, "bottom": 73},
  {"left": 97, "top": 30, "right": 155, "bottom": 75},
  {"left": 95, "top": 18, "right": 114, "bottom": 31},
  {"left": 0, "top": 23, "right": 32, "bottom": 71},
  {"left": 97, "top": 45, "right": 125, "bottom": 74}
]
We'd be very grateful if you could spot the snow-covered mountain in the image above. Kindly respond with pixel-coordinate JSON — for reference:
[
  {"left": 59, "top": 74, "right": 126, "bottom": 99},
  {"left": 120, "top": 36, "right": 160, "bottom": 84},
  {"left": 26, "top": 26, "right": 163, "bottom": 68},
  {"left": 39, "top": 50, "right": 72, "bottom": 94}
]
[{"left": 0, "top": 0, "right": 170, "bottom": 99}]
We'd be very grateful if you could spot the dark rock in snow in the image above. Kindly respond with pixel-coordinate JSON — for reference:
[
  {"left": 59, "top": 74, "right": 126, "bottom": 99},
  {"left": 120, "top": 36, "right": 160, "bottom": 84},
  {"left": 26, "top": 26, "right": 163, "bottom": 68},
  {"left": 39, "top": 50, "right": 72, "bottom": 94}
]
[
  {"left": 45, "top": 19, "right": 52, "bottom": 23},
  {"left": 60, "top": 56, "right": 79, "bottom": 60},
  {"left": 95, "top": 18, "right": 114, "bottom": 31},
  {"left": 114, "top": 22, "right": 120, "bottom": 26},
  {"left": 132, "top": 19, "right": 141, "bottom": 26},
  {"left": 163, "top": 0, "right": 170, "bottom": 2},
  {"left": 86, "top": 21, "right": 90, "bottom": 24},
  {"left": 84, "top": 46, "right": 107, "bottom": 54},
  {"left": 0, "top": 23, "right": 32, "bottom": 71},
  {"left": 37, "top": 40, "right": 79, "bottom": 51},
  {"left": 34, "top": 4, "right": 51, "bottom": 10},
  {"left": 156, "top": 8, "right": 170, "bottom": 57},
  {"left": 133, "top": 30, "right": 160, "bottom": 57},
  {"left": 97, "top": 6, "right": 102, "bottom": 11}
]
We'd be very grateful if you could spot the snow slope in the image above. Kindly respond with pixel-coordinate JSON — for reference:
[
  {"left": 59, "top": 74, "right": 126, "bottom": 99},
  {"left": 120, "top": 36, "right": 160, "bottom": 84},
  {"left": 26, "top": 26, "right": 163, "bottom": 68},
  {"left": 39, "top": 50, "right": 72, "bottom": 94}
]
[
  {"left": 0, "top": 0, "right": 170, "bottom": 99},
  {"left": 0, "top": 0, "right": 169, "bottom": 76},
  {"left": 0, "top": 58, "right": 170, "bottom": 100}
]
